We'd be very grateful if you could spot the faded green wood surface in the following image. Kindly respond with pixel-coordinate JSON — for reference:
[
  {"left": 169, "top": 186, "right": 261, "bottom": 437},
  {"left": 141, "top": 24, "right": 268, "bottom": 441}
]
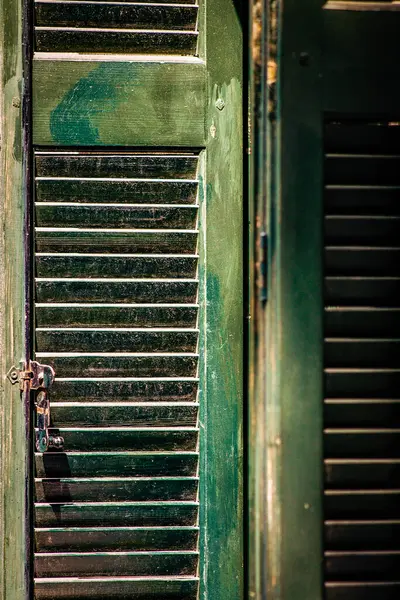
[
  {"left": 0, "top": 0, "right": 28, "bottom": 598},
  {"left": 261, "top": 0, "right": 324, "bottom": 598},
  {"left": 199, "top": 0, "right": 243, "bottom": 597},
  {"left": 33, "top": 60, "right": 206, "bottom": 147}
]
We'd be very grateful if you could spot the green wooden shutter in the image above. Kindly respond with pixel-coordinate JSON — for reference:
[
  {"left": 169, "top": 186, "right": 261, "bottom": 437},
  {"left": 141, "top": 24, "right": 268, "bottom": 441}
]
[
  {"left": 249, "top": 1, "right": 400, "bottom": 599},
  {"left": 0, "top": 0, "right": 243, "bottom": 598}
]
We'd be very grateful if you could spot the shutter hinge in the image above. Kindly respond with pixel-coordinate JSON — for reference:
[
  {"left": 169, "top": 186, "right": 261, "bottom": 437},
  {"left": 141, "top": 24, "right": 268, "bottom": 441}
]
[
  {"left": 7, "top": 360, "right": 54, "bottom": 391},
  {"left": 6, "top": 360, "right": 64, "bottom": 452},
  {"left": 260, "top": 231, "right": 268, "bottom": 304}
]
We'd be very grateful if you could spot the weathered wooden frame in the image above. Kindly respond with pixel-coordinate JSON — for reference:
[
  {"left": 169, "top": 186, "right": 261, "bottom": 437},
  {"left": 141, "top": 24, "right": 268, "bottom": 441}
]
[
  {"left": 249, "top": 0, "right": 324, "bottom": 598},
  {"left": 0, "top": 0, "right": 244, "bottom": 598},
  {"left": 0, "top": 0, "right": 32, "bottom": 596}
]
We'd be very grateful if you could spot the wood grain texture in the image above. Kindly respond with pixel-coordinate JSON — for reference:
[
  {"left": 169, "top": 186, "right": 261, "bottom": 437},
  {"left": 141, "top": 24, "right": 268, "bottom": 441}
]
[
  {"left": 35, "top": 3, "right": 198, "bottom": 30},
  {"left": 36, "top": 472, "right": 199, "bottom": 501},
  {"left": 34, "top": 551, "right": 198, "bottom": 577},
  {"left": 35, "top": 428, "right": 198, "bottom": 451},
  {"left": 34, "top": 452, "right": 198, "bottom": 478},
  {"left": 35, "top": 28, "right": 198, "bottom": 55},
  {"left": 35, "top": 502, "right": 198, "bottom": 527},
  {"left": 0, "top": 0, "right": 29, "bottom": 597},
  {"left": 36, "top": 355, "right": 198, "bottom": 378},
  {"left": 198, "top": 0, "right": 243, "bottom": 596},
  {"left": 35, "top": 305, "right": 198, "bottom": 328},
  {"left": 264, "top": 0, "right": 324, "bottom": 598},
  {"left": 34, "top": 577, "right": 199, "bottom": 600},
  {"left": 33, "top": 60, "right": 206, "bottom": 146},
  {"left": 35, "top": 154, "right": 199, "bottom": 178},
  {"left": 36, "top": 255, "right": 198, "bottom": 279},
  {"left": 50, "top": 404, "right": 198, "bottom": 427},
  {"left": 35, "top": 527, "right": 199, "bottom": 552}
]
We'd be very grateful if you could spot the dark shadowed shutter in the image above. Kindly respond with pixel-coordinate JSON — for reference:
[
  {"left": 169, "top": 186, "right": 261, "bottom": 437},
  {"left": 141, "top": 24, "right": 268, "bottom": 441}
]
[
  {"left": 30, "top": 1, "right": 243, "bottom": 599},
  {"left": 249, "top": 1, "right": 400, "bottom": 599},
  {"left": 322, "top": 4, "right": 400, "bottom": 599},
  {"left": 324, "top": 121, "right": 400, "bottom": 600}
]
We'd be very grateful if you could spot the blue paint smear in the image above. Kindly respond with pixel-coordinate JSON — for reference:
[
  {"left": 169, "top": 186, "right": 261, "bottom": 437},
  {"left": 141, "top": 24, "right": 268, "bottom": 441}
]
[{"left": 50, "top": 64, "right": 119, "bottom": 145}]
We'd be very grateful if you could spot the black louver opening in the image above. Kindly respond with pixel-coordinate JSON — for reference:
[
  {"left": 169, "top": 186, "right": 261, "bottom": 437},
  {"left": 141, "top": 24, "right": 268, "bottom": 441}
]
[{"left": 324, "top": 121, "right": 400, "bottom": 600}]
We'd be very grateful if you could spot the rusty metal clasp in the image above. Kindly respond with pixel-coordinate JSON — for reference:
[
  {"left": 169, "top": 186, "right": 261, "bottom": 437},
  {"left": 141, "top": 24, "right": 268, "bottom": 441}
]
[{"left": 7, "top": 360, "right": 64, "bottom": 452}]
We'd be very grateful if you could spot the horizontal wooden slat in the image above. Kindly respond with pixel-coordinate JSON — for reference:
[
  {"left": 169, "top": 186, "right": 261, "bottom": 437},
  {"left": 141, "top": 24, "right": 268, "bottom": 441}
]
[
  {"left": 326, "top": 1, "right": 400, "bottom": 7},
  {"left": 35, "top": 452, "right": 198, "bottom": 478},
  {"left": 36, "top": 329, "right": 198, "bottom": 352},
  {"left": 36, "top": 255, "right": 198, "bottom": 279},
  {"left": 35, "top": 3, "right": 198, "bottom": 31},
  {"left": 36, "top": 179, "right": 198, "bottom": 204},
  {"left": 36, "top": 280, "right": 198, "bottom": 303},
  {"left": 325, "top": 521, "right": 400, "bottom": 551},
  {"left": 50, "top": 380, "right": 198, "bottom": 402},
  {"left": 35, "top": 154, "right": 198, "bottom": 179},
  {"left": 36, "top": 355, "right": 198, "bottom": 378},
  {"left": 35, "top": 476, "right": 198, "bottom": 502},
  {"left": 325, "top": 582, "right": 400, "bottom": 600},
  {"left": 325, "top": 248, "right": 400, "bottom": 276},
  {"left": 325, "top": 459, "right": 400, "bottom": 489},
  {"left": 325, "top": 216, "right": 400, "bottom": 245},
  {"left": 325, "top": 340, "right": 400, "bottom": 368},
  {"left": 325, "top": 187, "right": 400, "bottom": 215},
  {"left": 325, "top": 308, "right": 400, "bottom": 338},
  {"left": 36, "top": 230, "right": 197, "bottom": 254},
  {"left": 35, "top": 28, "right": 198, "bottom": 55},
  {"left": 325, "top": 277, "right": 400, "bottom": 306},
  {"left": 34, "top": 577, "right": 199, "bottom": 600},
  {"left": 35, "top": 305, "right": 198, "bottom": 328},
  {"left": 325, "top": 550, "right": 400, "bottom": 581},
  {"left": 325, "top": 370, "right": 400, "bottom": 398},
  {"left": 51, "top": 403, "right": 198, "bottom": 427},
  {"left": 325, "top": 430, "right": 400, "bottom": 458},
  {"left": 36, "top": 205, "right": 198, "bottom": 229},
  {"left": 35, "top": 551, "right": 198, "bottom": 577},
  {"left": 325, "top": 155, "right": 400, "bottom": 186},
  {"left": 33, "top": 60, "right": 206, "bottom": 147},
  {"left": 38, "top": 427, "right": 198, "bottom": 451},
  {"left": 35, "top": 502, "right": 198, "bottom": 527},
  {"left": 34, "top": 0, "right": 197, "bottom": 4},
  {"left": 325, "top": 124, "right": 400, "bottom": 155},
  {"left": 324, "top": 400, "right": 400, "bottom": 428},
  {"left": 325, "top": 491, "right": 400, "bottom": 518},
  {"left": 35, "top": 526, "right": 199, "bottom": 553},
  {"left": 35, "top": 0, "right": 198, "bottom": 3}
]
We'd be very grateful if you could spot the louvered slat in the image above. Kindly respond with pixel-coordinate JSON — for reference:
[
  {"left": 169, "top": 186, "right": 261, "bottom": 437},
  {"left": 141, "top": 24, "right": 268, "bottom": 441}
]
[
  {"left": 324, "top": 122, "right": 400, "bottom": 597},
  {"left": 34, "top": 1, "right": 199, "bottom": 54},
  {"left": 33, "top": 151, "right": 199, "bottom": 597}
]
